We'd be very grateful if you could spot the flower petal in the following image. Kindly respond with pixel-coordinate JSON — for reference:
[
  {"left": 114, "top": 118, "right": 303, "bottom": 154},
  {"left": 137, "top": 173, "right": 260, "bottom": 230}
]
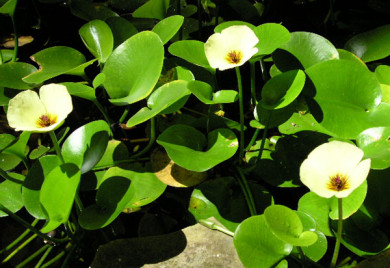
[
  {"left": 7, "top": 90, "right": 46, "bottom": 131},
  {"left": 222, "top": 25, "right": 259, "bottom": 53},
  {"left": 40, "top": 84, "right": 73, "bottom": 126},
  {"left": 204, "top": 32, "right": 232, "bottom": 70}
]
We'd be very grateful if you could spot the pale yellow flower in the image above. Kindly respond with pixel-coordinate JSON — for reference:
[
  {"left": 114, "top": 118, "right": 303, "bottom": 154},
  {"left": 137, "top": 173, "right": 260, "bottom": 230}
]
[
  {"left": 7, "top": 84, "right": 73, "bottom": 132},
  {"left": 300, "top": 141, "right": 371, "bottom": 198},
  {"left": 204, "top": 25, "right": 259, "bottom": 71}
]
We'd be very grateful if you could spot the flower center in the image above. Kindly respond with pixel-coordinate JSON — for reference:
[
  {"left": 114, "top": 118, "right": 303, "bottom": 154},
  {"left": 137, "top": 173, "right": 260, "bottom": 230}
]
[
  {"left": 327, "top": 174, "right": 350, "bottom": 192},
  {"left": 36, "top": 114, "right": 58, "bottom": 128},
  {"left": 225, "top": 50, "right": 243, "bottom": 64}
]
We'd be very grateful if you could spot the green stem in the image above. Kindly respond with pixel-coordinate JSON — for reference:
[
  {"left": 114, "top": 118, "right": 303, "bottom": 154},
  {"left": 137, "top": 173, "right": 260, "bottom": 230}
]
[
  {"left": 250, "top": 62, "right": 257, "bottom": 107},
  {"left": 330, "top": 198, "right": 343, "bottom": 268},
  {"left": 35, "top": 246, "right": 53, "bottom": 268},
  {"left": 297, "top": 246, "right": 306, "bottom": 268},
  {"left": 2, "top": 234, "right": 37, "bottom": 264},
  {"left": 16, "top": 244, "right": 50, "bottom": 268},
  {"left": 255, "top": 112, "right": 271, "bottom": 164},
  {"left": 259, "top": 58, "right": 268, "bottom": 82},
  {"left": 0, "top": 219, "right": 38, "bottom": 254},
  {"left": 235, "top": 67, "right": 245, "bottom": 164},
  {"left": 245, "top": 128, "right": 260, "bottom": 152},
  {"left": 11, "top": 15, "right": 18, "bottom": 62},
  {"left": 130, "top": 117, "right": 156, "bottom": 159},
  {"left": 0, "top": 167, "right": 24, "bottom": 184},
  {"left": 119, "top": 106, "right": 130, "bottom": 124},
  {"left": 93, "top": 100, "right": 112, "bottom": 125},
  {"left": 0, "top": 204, "right": 69, "bottom": 244},
  {"left": 235, "top": 167, "right": 256, "bottom": 216},
  {"left": 40, "top": 251, "right": 65, "bottom": 268},
  {"left": 49, "top": 131, "right": 64, "bottom": 164},
  {"left": 0, "top": 48, "right": 3, "bottom": 64},
  {"left": 198, "top": 219, "right": 234, "bottom": 237}
]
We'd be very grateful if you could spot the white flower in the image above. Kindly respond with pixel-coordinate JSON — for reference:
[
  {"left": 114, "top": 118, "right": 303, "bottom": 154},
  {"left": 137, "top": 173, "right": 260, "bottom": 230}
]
[
  {"left": 299, "top": 140, "right": 371, "bottom": 198},
  {"left": 204, "top": 25, "right": 259, "bottom": 71},
  {"left": 7, "top": 84, "right": 73, "bottom": 132}
]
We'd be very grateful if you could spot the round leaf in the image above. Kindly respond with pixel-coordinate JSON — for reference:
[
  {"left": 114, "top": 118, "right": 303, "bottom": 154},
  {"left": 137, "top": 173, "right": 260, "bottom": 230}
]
[
  {"left": 255, "top": 23, "right": 291, "bottom": 57},
  {"left": 62, "top": 120, "right": 111, "bottom": 174},
  {"left": 357, "top": 127, "right": 390, "bottom": 169},
  {"left": 234, "top": 215, "right": 293, "bottom": 268},
  {"left": 168, "top": 40, "right": 212, "bottom": 70},
  {"left": 305, "top": 59, "right": 382, "bottom": 139},
  {"left": 0, "top": 173, "right": 24, "bottom": 217},
  {"left": 260, "top": 69, "right": 306, "bottom": 110},
  {"left": 0, "top": 62, "right": 37, "bottom": 89},
  {"left": 345, "top": 24, "right": 390, "bottom": 62},
  {"left": 79, "top": 19, "right": 113, "bottom": 63},
  {"left": 103, "top": 31, "right": 164, "bottom": 105},
  {"left": 106, "top": 17, "right": 138, "bottom": 48},
  {"left": 264, "top": 205, "right": 318, "bottom": 246},
  {"left": 157, "top": 125, "right": 238, "bottom": 172},
  {"left": 273, "top": 31, "right": 339, "bottom": 71}
]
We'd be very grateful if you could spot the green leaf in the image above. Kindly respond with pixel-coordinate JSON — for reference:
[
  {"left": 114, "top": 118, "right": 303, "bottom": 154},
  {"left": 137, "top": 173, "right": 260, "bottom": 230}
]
[
  {"left": 189, "top": 177, "right": 273, "bottom": 232},
  {"left": 22, "top": 46, "right": 94, "bottom": 84},
  {"left": 79, "top": 19, "right": 113, "bottom": 63},
  {"left": 106, "top": 17, "right": 138, "bottom": 48},
  {"left": 132, "top": 0, "right": 170, "bottom": 20},
  {"left": 152, "top": 15, "right": 184, "bottom": 44},
  {"left": 264, "top": 205, "right": 318, "bottom": 247},
  {"left": 61, "top": 82, "right": 96, "bottom": 102},
  {"left": 62, "top": 120, "right": 111, "bottom": 174},
  {"left": 273, "top": 31, "right": 339, "bottom": 71},
  {"left": 305, "top": 59, "right": 382, "bottom": 139},
  {"left": 187, "top": 80, "right": 238, "bottom": 104},
  {"left": 93, "top": 139, "right": 129, "bottom": 170},
  {"left": 29, "top": 145, "right": 50, "bottom": 159},
  {"left": 0, "top": 173, "right": 24, "bottom": 217},
  {"left": 278, "top": 112, "right": 336, "bottom": 136},
  {"left": 376, "top": 65, "right": 390, "bottom": 85},
  {"left": 79, "top": 163, "right": 166, "bottom": 230},
  {"left": 40, "top": 163, "right": 81, "bottom": 233},
  {"left": 103, "top": 31, "right": 164, "bottom": 106},
  {"left": 0, "top": 62, "right": 37, "bottom": 89},
  {"left": 0, "top": 0, "right": 17, "bottom": 16},
  {"left": 234, "top": 215, "right": 293, "bottom": 268},
  {"left": 345, "top": 24, "right": 390, "bottom": 62},
  {"left": 157, "top": 125, "right": 238, "bottom": 172},
  {"left": 22, "top": 155, "right": 61, "bottom": 219},
  {"left": 70, "top": 0, "right": 118, "bottom": 21},
  {"left": 255, "top": 23, "right": 291, "bottom": 57},
  {"left": 357, "top": 127, "right": 390, "bottom": 169},
  {"left": 260, "top": 69, "right": 306, "bottom": 110},
  {"left": 168, "top": 40, "right": 213, "bottom": 71},
  {"left": 126, "top": 80, "right": 190, "bottom": 128}
]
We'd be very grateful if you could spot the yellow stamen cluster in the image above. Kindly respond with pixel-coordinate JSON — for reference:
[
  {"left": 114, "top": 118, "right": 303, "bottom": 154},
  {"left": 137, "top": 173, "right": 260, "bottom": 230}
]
[
  {"left": 36, "top": 114, "right": 57, "bottom": 128},
  {"left": 225, "top": 50, "right": 243, "bottom": 64},
  {"left": 327, "top": 174, "right": 350, "bottom": 192}
]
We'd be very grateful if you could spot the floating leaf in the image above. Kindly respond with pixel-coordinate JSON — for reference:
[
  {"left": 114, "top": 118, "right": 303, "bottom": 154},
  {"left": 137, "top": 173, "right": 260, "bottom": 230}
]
[
  {"left": 62, "top": 120, "right": 111, "bottom": 174},
  {"left": 0, "top": 173, "right": 24, "bottom": 217},
  {"left": 264, "top": 205, "right": 318, "bottom": 247},
  {"left": 305, "top": 59, "right": 382, "bottom": 139},
  {"left": 22, "top": 155, "right": 61, "bottom": 219},
  {"left": 152, "top": 15, "right": 184, "bottom": 44},
  {"left": 40, "top": 163, "right": 81, "bottom": 233},
  {"left": 0, "top": 62, "right": 37, "bottom": 89},
  {"left": 132, "top": 0, "right": 169, "bottom": 20},
  {"left": 234, "top": 215, "right": 293, "bottom": 268},
  {"left": 126, "top": 80, "right": 190, "bottom": 128},
  {"left": 23, "top": 46, "right": 95, "bottom": 84},
  {"left": 345, "top": 24, "right": 390, "bottom": 62},
  {"left": 157, "top": 124, "right": 238, "bottom": 172},
  {"left": 273, "top": 31, "right": 339, "bottom": 71},
  {"left": 79, "top": 19, "right": 113, "bottom": 63},
  {"left": 103, "top": 31, "right": 164, "bottom": 105},
  {"left": 260, "top": 69, "right": 306, "bottom": 110}
]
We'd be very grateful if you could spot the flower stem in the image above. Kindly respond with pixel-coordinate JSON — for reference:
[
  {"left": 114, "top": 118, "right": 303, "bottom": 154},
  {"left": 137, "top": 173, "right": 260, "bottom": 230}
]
[
  {"left": 35, "top": 245, "right": 53, "bottom": 268},
  {"left": 119, "top": 106, "right": 130, "bottom": 124},
  {"left": 0, "top": 219, "right": 38, "bottom": 254},
  {"left": 130, "top": 117, "right": 156, "bottom": 159},
  {"left": 235, "top": 67, "right": 245, "bottom": 164},
  {"left": 235, "top": 167, "right": 257, "bottom": 216},
  {"left": 16, "top": 243, "right": 50, "bottom": 268},
  {"left": 49, "top": 131, "right": 64, "bottom": 164},
  {"left": 11, "top": 15, "right": 18, "bottom": 62},
  {"left": 255, "top": 112, "right": 272, "bottom": 165},
  {"left": 250, "top": 62, "right": 257, "bottom": 107},
  {"left": 330, "top": 198, "right": 343, "bottom": 268},
  {"left": 2, "top": 234, "right": 37, "bottom": 264}
]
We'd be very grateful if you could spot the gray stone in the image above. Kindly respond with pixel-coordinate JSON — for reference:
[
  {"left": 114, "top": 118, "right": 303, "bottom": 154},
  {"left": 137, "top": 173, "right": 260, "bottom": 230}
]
[{"left": 91, "top": 223, "right": 243, "bottom": 268}]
